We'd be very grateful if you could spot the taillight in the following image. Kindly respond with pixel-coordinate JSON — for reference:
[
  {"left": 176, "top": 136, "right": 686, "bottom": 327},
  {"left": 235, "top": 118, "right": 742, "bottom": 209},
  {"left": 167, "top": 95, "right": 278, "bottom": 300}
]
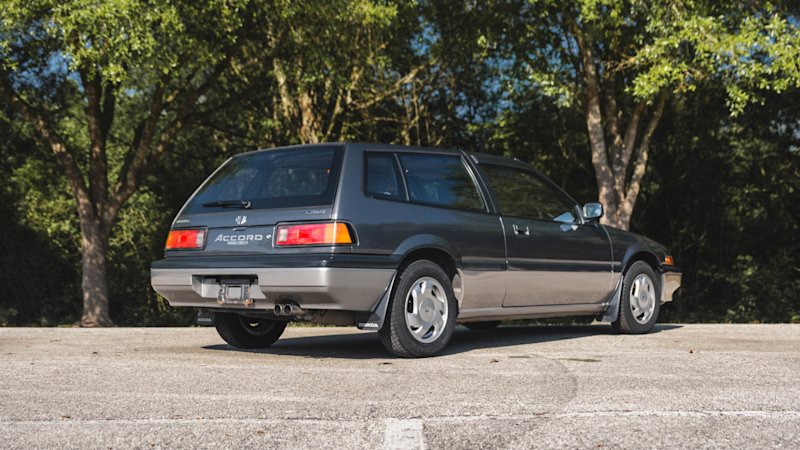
[
  {"left": 275, "top": 222, "right": 353, "bottom": 247},
  {"left": 165, "top": 229, "right": 206, "bottom": 250}
]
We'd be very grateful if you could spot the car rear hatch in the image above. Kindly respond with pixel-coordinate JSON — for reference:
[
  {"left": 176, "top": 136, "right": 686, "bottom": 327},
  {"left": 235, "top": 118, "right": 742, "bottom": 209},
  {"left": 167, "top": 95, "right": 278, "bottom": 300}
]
[{"left": 166, "top": 144, "right": 345, "bottom": 257}]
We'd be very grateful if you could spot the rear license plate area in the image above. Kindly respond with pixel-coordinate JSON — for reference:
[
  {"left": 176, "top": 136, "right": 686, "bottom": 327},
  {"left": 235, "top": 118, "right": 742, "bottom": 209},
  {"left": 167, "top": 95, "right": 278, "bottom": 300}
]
[{"left": 217, "top": 278, "right": 254, "bottom": 306}]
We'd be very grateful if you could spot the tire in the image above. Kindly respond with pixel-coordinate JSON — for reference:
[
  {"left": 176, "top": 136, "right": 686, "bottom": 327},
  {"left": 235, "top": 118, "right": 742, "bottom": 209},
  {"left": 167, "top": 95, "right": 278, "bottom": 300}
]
[
  {"left": 464, "top": 321, "right": 501, "bottom": 331},
  {"left": 214, "top": 313, "right": 287, "bottom": 349},
  {"left": 614, "top": 261, "right": 661, "bottom": 334},
  {"left": 378, "top": 260, "right": 458, "bottom": 357}
]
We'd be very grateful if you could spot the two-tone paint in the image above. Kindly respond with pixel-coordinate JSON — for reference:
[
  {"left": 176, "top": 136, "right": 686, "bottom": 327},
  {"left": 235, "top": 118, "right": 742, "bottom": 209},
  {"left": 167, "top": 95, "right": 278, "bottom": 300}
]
[{"left": 150, "top": 142, "right": 681, "bottom": 328}]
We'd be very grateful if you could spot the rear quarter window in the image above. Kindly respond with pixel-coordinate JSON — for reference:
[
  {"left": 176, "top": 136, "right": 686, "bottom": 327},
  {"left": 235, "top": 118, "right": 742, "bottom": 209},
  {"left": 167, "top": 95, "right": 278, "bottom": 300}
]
[
  {"left": 364, "top": 152, "right": 404, "bottom": 200},
  {"left": 397, "top": 153, "right": 484, "bottom": 211},
  {"left": 183, "top": 146, "right": 343, "bottom": 213}
]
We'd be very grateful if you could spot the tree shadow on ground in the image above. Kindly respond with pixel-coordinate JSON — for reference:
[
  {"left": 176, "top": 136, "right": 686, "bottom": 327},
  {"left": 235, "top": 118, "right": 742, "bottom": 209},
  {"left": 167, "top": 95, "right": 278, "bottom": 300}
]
[{"left": 203, "top": 324, "right": 682, "bottom": 360}]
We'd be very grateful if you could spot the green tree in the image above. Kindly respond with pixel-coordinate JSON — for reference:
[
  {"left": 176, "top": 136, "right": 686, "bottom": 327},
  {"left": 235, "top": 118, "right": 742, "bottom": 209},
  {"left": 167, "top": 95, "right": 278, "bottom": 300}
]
[
  {"left": 496, "top": 0, "right": 800, "bottom": 230},
  {"left": 0, "top": 0, "right": 433, "bottom": 326},
  {"left": 0, "top": 0, "right": 257, "bottom": 325},
  {"left": 636, "top": 85, "right": 800, "bottom": 323},
  {"left": 211, "top": 1, "right": 432, "bottom": 147}
]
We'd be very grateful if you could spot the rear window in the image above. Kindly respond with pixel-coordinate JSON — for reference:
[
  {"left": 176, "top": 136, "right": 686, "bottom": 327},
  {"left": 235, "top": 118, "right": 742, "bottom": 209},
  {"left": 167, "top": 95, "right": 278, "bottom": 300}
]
[{"left": 183, "top": 146, "right": 343, "bottom": 213}]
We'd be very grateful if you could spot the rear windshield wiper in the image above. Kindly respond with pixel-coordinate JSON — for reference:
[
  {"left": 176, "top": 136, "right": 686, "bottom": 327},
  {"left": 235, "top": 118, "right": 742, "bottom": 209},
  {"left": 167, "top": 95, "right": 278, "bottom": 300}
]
[{"left": 202, "top": 200, "right": 252, "bottom": 209}]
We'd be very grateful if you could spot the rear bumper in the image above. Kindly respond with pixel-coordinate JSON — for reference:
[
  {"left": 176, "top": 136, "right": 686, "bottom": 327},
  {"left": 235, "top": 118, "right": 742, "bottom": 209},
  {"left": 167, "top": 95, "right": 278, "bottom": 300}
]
[
  {"left": 660, "top": 270, "right": 682, "bottom": 303},
  {"left": 151, "top": 266, "right": 395, "bottom": 312}
]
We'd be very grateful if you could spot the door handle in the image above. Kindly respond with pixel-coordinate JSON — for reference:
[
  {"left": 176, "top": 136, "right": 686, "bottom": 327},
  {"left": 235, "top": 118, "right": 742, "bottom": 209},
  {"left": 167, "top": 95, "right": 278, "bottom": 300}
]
[{"left": 513, "top": 224, "right": 530, "bottom": 236}]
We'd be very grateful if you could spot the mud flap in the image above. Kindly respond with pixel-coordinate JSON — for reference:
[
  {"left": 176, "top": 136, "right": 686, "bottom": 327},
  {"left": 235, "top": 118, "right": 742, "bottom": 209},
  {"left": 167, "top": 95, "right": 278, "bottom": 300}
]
[
  {"left": 197, "top": 308, "right": 214, "bottom": 326},
  {"left": 356, "top": 271, "right": 397, "bottom": 331},
  {"left": 599, "top": 277, "right": 624, "bottom": 323}
]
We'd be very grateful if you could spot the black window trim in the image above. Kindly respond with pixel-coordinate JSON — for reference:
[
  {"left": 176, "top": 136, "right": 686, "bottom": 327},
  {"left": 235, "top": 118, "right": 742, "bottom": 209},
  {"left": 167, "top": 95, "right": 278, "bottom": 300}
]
[
  {"left": 459, "top": 152, "right": 492, "bottom": 214},
  {"left": 394, "top": 152, "right": 411, "bottom": 201},
  {"left": 462, "top": 151, "right": 500, "bottom": 214}
]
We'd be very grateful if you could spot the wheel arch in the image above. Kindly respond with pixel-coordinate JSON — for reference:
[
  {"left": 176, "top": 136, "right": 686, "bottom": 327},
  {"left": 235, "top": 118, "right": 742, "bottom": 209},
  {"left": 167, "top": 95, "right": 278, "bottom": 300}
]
[
  {"left": 399, "top": 247, "right": 458, "bottom": 278},
  {"left": 623, "top": 250, "right": 660, "bottom": 275},
  {"left": 393, "top": 234, "right": 460, "bottom": 277},
  {"left": 621, "top": 249, "right": 663, "bottom": 299},
  {"left": 394, "top": 238, "right": 463, "bottom": 306}
]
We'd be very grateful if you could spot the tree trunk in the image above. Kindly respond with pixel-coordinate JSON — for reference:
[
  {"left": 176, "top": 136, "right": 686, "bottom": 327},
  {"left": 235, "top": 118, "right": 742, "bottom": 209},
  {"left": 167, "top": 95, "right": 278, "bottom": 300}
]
[
  {"left": 78, "top": 216, "right": 113, "bottom": 327},
  {"left": 298, "top": 89, "right": 320, "bottom": 143},
  {"left": 571, "top": 20, "right": 668, "bottom": 231}
]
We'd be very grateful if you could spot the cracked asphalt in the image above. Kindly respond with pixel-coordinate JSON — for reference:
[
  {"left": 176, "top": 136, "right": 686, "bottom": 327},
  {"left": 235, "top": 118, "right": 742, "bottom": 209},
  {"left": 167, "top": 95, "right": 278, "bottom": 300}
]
[{"left": 1, "top": 324, "right": 799, "bottom": 449}]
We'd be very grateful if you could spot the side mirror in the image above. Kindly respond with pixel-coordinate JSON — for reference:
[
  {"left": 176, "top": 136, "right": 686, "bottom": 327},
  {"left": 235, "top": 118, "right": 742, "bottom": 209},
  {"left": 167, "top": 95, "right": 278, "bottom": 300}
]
[{"left": 582, "top": 202, "right": 604, "bottom": 221}]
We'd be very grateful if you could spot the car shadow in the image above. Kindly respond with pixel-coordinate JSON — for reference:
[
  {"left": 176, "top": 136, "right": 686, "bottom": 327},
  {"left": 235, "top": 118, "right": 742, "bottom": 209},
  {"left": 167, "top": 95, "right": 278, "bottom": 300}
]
[{"left": 202, "top": 324, "right": 683, "bottom": 360}]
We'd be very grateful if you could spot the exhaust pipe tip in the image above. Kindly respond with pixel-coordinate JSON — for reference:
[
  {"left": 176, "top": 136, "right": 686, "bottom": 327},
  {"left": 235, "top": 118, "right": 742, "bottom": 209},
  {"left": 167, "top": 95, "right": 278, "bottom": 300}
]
[{"left": 274, "top": 302, "right": 305, "bottom": 317}]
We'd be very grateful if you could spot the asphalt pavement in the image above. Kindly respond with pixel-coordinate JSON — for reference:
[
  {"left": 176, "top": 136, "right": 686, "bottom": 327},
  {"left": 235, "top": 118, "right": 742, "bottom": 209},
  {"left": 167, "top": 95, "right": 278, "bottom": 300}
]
[{"left": 1, "top": 324, "right": 799, "bottom": 449}]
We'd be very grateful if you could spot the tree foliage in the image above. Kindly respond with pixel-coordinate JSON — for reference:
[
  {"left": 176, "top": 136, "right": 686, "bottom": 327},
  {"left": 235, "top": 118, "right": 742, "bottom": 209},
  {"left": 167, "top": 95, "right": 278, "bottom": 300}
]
[
  {"left": 0, "top": 0, "right": 423, "bottom": 325},
  {"left": 476, "top": 1, "right": 800, "bottom": 230}
]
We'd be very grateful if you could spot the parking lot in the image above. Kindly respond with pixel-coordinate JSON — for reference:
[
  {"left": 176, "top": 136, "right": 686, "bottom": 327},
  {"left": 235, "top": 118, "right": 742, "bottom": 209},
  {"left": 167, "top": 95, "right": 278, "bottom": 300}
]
[{"left": 1, "top": 324, "right": 799, "bottom": 449}]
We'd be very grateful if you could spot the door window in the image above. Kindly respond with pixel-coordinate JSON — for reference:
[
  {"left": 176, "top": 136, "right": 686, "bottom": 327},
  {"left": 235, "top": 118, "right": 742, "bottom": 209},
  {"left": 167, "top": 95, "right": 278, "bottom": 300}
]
[
  {"left": 397, "top": 153, "right": 484, "bottom": 211},
  {"left": 481, "top": 164, "right": 577, "bottom": 223}
]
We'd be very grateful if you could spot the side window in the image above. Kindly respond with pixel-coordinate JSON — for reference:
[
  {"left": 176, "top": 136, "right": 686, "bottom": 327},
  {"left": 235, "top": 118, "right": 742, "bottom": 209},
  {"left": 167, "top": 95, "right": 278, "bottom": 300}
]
[
  {"left": 481, "top": 164, "right": 577, "bottom": 223},
  {"left": 364, "top": 152, "right": 403, "bottom": 199},
  {"left": 397, "top": 153, "right": 484, "bottom": 211}
]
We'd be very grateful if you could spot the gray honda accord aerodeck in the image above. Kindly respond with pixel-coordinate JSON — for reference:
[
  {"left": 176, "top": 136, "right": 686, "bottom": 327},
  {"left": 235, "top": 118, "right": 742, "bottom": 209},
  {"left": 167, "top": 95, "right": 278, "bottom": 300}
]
[{"left": 151, "top": 143, "right": 681, "bottom": 357}]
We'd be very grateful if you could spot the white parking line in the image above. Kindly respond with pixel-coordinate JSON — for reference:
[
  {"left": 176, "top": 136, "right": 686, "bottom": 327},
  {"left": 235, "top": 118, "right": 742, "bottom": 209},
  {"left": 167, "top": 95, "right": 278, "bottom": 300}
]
[
  {"left": 428, "top": 410, "right": 800, "bottom": 422},
  {"left": 384, "top": 418, "right": 425, "bottom": 450}
]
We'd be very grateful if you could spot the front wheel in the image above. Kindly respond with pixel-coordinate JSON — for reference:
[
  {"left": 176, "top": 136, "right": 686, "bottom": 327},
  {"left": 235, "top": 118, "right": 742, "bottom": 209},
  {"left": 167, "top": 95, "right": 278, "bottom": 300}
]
[
  {"left": 379, "top": 260, "right": 458, "bottom": 357},
  {"left": 214, "top": 313, "right": 287, "bottom": 349},
  {"left": 614, "top": 261, "right": 660, "bottom": 334}
]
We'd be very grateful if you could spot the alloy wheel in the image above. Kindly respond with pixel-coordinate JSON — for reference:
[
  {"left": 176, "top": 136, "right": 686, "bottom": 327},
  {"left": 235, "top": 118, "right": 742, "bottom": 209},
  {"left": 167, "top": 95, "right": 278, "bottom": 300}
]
[
  {"left": 629, "top": 273, "right": 656, "bottom": 324},
  {"left": 404, "top": 277, "right": 449, "bottom": 343}
]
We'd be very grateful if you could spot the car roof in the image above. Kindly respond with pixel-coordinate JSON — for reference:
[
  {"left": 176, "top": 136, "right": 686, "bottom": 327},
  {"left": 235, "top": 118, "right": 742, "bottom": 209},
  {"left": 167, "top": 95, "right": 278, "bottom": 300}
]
[
  {"left": 234, "top": 143, "right": 534, "bottom": 172},
  {"left": 235, "top": 142, "right": 532, "bottom": 163},
  {"left": 236, "top": 142, "right": 479, "bottom": 157},
  {"left": 346, "top": 142, "right": 463, "bottom": 155},
  {"left": 236, "top": 142, "right": 464, "bottom": 156},
  {"left": 233, "top": 142, "right": 346, "bottom": 158}
]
